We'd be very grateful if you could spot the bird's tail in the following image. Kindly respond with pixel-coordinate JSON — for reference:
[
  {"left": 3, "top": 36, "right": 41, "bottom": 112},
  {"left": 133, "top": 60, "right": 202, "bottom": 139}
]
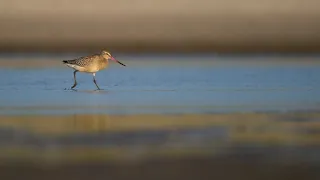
[{"left": 62, "top": 60, "right": 68, "bottom": 64}]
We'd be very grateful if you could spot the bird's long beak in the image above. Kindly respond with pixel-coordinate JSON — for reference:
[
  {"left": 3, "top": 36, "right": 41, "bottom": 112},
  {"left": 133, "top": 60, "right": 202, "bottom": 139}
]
[{"left": 111, "top": 56, "right": 126, "bottom": 66}]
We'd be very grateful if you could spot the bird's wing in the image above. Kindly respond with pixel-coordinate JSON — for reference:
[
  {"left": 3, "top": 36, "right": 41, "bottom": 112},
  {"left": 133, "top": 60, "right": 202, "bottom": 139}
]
[{"left": 63, "top": 55, "right": 99, "bottom": 67}]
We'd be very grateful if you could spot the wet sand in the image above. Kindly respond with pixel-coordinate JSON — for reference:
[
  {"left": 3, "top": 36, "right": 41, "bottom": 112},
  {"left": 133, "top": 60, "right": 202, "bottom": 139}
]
[{"left": 0, "top": 113, "right": 320, "bottom": 180}]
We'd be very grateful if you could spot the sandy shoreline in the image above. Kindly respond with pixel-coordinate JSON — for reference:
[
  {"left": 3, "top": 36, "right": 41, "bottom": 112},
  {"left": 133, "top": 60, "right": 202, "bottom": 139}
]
[
  {"left": 1, "top": 113, "right": 319, "bottom": 140},
  {"left": 0, "top": 113, "right": 319, "bottom": 179}
]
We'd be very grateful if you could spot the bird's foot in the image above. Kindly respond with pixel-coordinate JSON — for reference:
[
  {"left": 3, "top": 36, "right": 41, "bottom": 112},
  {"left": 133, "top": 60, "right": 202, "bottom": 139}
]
[
  {"left": 95, "top": 88, "right": 104, "bottom": 91},
  {"left": 64, "top": 87, "right": 77, "bottom": 91}
]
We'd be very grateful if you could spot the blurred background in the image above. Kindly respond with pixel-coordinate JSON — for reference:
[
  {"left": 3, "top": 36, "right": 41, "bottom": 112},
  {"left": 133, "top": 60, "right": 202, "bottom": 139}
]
[
  {"left": 1, "top": 0, "right": 319, "bottom": 53},
  {"left": 1, "top": 1, "right": 320, "bottom": 180}
]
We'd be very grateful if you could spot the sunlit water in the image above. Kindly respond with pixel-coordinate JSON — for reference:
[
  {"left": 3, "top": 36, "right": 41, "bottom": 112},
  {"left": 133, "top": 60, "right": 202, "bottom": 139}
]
[
  {"left": 1, "top": 54, "right": 320, "bottom": 114},
  {"left": 0, "top": 54, "right": 320, "bottom": 179}
]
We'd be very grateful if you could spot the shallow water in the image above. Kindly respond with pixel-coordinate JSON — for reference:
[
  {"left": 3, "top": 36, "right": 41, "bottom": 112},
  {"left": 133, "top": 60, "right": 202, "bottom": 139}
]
[
  {"left": 0, "top": 53, "right": 320, "bottom": 180},
  {"left": 1, "top": 54, "right": 320, "bottom": 114}
]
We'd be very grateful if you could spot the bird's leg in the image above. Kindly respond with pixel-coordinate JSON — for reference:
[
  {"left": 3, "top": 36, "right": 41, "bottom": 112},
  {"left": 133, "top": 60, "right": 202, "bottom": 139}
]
[
  {"left": 92, "top": 73, "right": 101, "bottom": 90},
  {"left": 71, "top": 70, "right": 78, "bottom": 89}
]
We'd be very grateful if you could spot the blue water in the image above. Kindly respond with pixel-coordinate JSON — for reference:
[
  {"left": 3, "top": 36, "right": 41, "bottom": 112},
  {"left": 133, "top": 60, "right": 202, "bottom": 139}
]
[
  {"left": 1, "top": 54, "right": 320, "bottom": 114},
  {"left": 1, "top": 54, "right": 320, "bottom": 172}
]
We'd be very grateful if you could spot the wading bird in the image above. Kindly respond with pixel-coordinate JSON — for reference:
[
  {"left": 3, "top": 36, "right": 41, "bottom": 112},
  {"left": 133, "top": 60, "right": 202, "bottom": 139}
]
[{"left": 63, "top": 50, "right": 126, "bottom": 90}]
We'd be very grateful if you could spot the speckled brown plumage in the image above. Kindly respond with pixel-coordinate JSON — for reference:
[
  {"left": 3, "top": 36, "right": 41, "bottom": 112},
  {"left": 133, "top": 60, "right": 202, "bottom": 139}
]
[
  {"left": 63, "top": 54, "right": 107, "bottom": 73},
  {"left": 62, "top": 50, "right": 126, "bottom": 90},
  {"left": 64, "top": 54, "right": 96, "bottom": 65}
]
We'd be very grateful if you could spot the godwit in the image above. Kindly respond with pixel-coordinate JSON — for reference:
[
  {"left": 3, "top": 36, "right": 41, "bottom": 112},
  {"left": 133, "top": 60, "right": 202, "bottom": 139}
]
[{"left": 63, "top": 50, "right": 126, "bottom": 90}]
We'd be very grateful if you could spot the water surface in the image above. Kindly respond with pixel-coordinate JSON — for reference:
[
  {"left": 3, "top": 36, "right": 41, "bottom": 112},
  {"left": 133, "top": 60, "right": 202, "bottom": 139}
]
[
  {"left": 0, "top": 54, "right": 320, "bottom": 180},
  {"left": 1, "top": 54, "right": 320, "bottom": 114}
]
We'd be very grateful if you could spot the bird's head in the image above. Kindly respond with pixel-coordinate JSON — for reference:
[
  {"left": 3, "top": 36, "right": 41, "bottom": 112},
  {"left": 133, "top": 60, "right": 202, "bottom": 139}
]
[{"left": 101, "top": 50, "right": 126, "bottom": 66}]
